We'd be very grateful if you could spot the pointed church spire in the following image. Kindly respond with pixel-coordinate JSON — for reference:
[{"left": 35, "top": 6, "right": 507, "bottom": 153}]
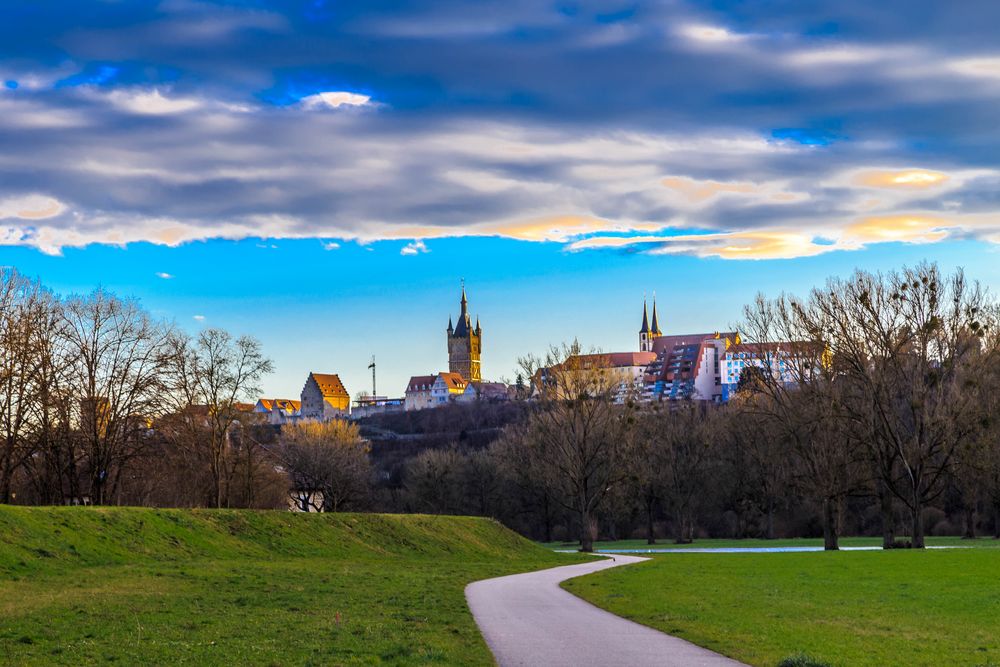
[
  {"left": 448, "top": 316, "right": 454, "bottom": 335},
  {"left": 454, "top": 281, "right": 470, "bottom": 336},
  {"left": 651, "top": 298, "right": 662, "bottom": 336},
  {"left": 639, "top": 299, "right": 650, "bottom": 334}
]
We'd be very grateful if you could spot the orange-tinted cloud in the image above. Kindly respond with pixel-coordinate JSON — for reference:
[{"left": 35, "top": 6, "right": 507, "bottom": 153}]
[
  {"left": 568, "top": 230, "right": 829, "bottom": 260},
  {"left": 853, "top": 169, "right": 949, "bottom": 189},
  {"left": 661, "top": 176, "right": 807, "bottom": 205},
  {"left": 0, "top": 195, "right": 66, "bottom": 220}
]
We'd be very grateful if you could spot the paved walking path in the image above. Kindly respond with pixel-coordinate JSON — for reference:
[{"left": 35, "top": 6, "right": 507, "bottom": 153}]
[{"left": 466, "top": 554, "right": 746, "bottom": 667}]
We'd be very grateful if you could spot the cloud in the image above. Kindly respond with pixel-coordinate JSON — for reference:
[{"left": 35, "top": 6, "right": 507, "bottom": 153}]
[
  {"left": 4, "top": 1, "right": 1000, "bottom": 260},
  {"left": 322, "top": 241, "right": 340, "bottom": 250},
  {"left": 568, "top": 231, "right": 832, "bottom": 260},
  {"left": 192, "top": 314, "right": 205, "bottom": 321},
  {"left": 660, "top": 176, "right": 808, "bottom": 206},
  {"left": 400, "top": 240, "right": 428, "bottom": 255},
  {"left": 105, "top": 88, "right": 201, "bottom": 115},
  {"left": 0, "top": 195, "right": 66, "bottom": 220},
  {"left": 853, "top": 169, "right": 950, "bottom": 189},
  {"left": 676, "top": 24, "right": 754, "bottom": 46},
  {"left": 300, "top": 91, "right": 372, "bottom": 110},
  {"left": 156, "top": 272, "right": 174, "bottom": 279}
]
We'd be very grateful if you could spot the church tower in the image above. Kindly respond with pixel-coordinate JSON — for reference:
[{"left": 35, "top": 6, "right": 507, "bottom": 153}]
[
  {"left": 639, "top": 297, "right": 663, "bottom": 352},
  {"left": 447, "top": 284, "right": 482, "bottom": 382}
]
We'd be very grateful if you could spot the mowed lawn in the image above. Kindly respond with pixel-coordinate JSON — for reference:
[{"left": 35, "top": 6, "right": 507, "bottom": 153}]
[
  {"left": 0, "top": 507, "right": 582, "bottom": 666},
  {"left": 564, "top": 547, "right": 1000, "bottom": 666}
]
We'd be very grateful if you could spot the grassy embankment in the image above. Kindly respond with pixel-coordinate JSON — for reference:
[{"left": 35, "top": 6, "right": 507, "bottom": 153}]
[
  {"left": 0, "top": 507, "right": 582, "bottom": 665},
  {"left": 564, "top": 546, "right": 1000, "bottom": 666}
]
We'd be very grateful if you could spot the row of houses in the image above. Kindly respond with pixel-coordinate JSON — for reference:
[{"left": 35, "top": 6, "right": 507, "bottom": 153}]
[
  {"left": 555, "top": 299, "right": 808, "bottom": 403},
  {"left": 256, "top": 294, "right": 808, "bottom": 426},
  {"left": 255, "top": 371, "right": 512, "bottom": 425}
]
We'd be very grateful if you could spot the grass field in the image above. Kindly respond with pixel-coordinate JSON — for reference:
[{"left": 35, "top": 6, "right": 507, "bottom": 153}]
[
  {"left": 544, "top": 535, "right": 1000, "bottom": 551},
  {"left": 0, "top": 507, "right": 582, "bottom": 666},
  {"left": 564, "top": 547, "right": 1000, "bottom": 666}
]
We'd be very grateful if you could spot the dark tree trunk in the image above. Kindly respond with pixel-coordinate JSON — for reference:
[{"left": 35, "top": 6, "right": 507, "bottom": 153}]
[
  {"left": 963, "top": 503, "right": 977, "bottom": 540},
  {"left": 766, "top": 498, "right": 775, "bottom": 540},
  {"left": 579, "top": 503, "right": 595, "bottom": 553},
  {"left": 822, "top": 496, "right": 840, "bottom": 551},
  {"left": 645, "top": 496, "right": 656, "bottom": 545},
  {"left": 994, "top": 500, "right": 1000, "bottom": 539},
  {"left": 910, "top": 495, "right": 925, "bottom": 549},
  {"left": 879, "top": 478, "right": 895, "bottom": 549}
]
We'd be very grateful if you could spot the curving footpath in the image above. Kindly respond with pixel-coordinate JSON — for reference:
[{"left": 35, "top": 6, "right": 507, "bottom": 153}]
[{"left": 466, "top": 554, "right": 746, "bottom": 667}]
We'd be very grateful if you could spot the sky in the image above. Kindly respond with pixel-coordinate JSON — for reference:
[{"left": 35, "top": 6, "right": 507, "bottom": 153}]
[{"left": 3, "top": 1, "right": 1000, "bottom": 398}]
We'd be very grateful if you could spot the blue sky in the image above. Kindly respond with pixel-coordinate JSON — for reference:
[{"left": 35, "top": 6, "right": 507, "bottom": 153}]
[{"left": 3, "top": 1, "right": 1000, "bottom": 397}]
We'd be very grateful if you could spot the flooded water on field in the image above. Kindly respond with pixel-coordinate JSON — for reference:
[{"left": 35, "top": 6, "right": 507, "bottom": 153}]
[{"left": 554, "top": 546, "right": 968, "bottom": 554}]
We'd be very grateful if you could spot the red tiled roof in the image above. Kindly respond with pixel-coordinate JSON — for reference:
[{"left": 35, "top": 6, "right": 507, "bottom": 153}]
[
  {"left": 566, "top": 351, "right": 657, "bottom": 369},
  {"left": 651, "top": 332, "right": 734, "bottom": 355},
  {"left": 406, "top": 375, "right": 437, "bottom": 392}
]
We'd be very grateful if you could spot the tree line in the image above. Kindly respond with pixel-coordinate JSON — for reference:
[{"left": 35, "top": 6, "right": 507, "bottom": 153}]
[
  {"left": 0, "top": 268, "right": 377, "bottom": 511},
  {"left": 5, "top": 262, "right": 1000, "bottom": 552},
  {"left": 389, "top": 263, "right": 1000, "bottom": 551}
]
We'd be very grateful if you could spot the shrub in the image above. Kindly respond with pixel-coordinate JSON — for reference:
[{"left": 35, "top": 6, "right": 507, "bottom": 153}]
[{"left": 777, "top": 653, "right": 831, "bottom": 667}]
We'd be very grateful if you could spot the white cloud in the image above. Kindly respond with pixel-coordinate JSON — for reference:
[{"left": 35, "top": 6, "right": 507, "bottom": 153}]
[
  {"left": 0, "top": 195, "right": 66, "bottom": 220},
  {"left": 155, "top": 272, "right": 174, "bottom": 279},
  {"left": 676, "top": 23, "right": 753, "bottom": 46},
  {"left": 323, "top": 241, "right": 341, "bottom": 250},
  {"left": 193, "top": 314, "right": 205, "bottom": 321},
  {"left": 300, "top": 91, "right": 372, "bottom": 110},
  {"left": 106, "top": 88, "right": 202, "bottom": 115},
  {"left": 400, "top": 240, "right": 429, "bottom": 255}
]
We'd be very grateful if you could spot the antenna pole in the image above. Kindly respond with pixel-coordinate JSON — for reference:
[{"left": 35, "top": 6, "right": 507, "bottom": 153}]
[{"left": 368, "top": 355, "right": 377, "bottom": 399}]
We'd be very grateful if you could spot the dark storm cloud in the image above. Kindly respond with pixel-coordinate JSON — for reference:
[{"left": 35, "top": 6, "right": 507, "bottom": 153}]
[{"left": 3, "top": 0, "right": 1000, "bottom": 257}]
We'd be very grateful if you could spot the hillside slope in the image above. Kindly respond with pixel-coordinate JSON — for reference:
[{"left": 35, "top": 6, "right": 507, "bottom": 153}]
[{"left": 0, "top": 507, "right": 576, "bottom": 665}]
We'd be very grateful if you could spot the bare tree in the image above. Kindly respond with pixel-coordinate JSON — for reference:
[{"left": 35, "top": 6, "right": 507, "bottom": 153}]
[
  {"left": 59, "top": 289, "right": 173, "bottom": 505},
  {"left": 166, "top": 328, "right": 272, "bottom": 508},
  {"left": 785, "top": 264, "right": 998, "bottom": 548},
  {"left": 738, "top": 293, "right": 866, "bottom": 550},
  {"left": 280, "top": 420, "right": 372, "bottom": 512},
  {"left": 0, "top": 269, "right": 50, "bottom": 502},
  {"left": 515, "top": 342, "right": 637, "bottom": 552}
]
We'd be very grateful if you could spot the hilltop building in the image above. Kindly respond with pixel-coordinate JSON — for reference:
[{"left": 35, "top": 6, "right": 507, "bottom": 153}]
[
  {"left": 254, "top": 398, "right": 300, "bottom": 425},
  {"left": 300, "top": 372, "right": 350, "bottom": 420},
  {"left": 404, "top": 375, "right": 436, "bottom": 411},
  {"left": 447, "top": 285, "right": 482, "bottom": 382},
  {"left": 432, "top": 372, "right": 468, "bottom": 405},
  {"left": 457, "top": 381, "right": 511, "bottom": 403}
]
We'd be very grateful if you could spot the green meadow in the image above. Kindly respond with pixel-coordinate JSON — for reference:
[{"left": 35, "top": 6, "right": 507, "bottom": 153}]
[
  {"left": 0, "top": 507, "right": 580, "bottom": 666},
  {"left": 565, "top": 545, "right": 1000, "bottom": 666}
]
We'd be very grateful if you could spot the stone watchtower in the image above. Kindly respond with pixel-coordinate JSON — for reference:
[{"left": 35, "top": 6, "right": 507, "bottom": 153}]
[{"left": 447, "top": 285, "right": 482, "bottom": 382}]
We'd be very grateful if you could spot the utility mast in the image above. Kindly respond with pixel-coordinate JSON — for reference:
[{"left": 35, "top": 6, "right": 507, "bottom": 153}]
[{"left": 368, "top": 355, "right": 376, "bottom": 398}]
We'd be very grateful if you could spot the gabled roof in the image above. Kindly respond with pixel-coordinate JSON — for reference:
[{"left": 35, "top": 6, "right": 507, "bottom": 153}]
[
  {"left": 466, "top": 381, "right": 509, "bottom": 398},
  {"left": 407, "top": 375, "right": 437, "bottom": 392},
  {"left": 436, "top": 372, "right": 467, "bottom": 390},
  {"left": 651, "top": 332, "right": 734, "bottom": 355},
  {"left": 567, "top": 352, "right": 657, "bottom": 369},
  {"left": 308, "top": 373, "right": 348, "bottom": 398},
  {"left": 256, "top": 398, "right": 301, "bottom": 413}
]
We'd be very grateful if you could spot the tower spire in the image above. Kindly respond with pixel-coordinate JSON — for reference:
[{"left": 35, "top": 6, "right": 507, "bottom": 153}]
[
  {"left": 639, "top": 298, "right": 650, "bottom": 334},
  {"left": 651, "top": 294, "right": 662, "bottom": 336}
]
